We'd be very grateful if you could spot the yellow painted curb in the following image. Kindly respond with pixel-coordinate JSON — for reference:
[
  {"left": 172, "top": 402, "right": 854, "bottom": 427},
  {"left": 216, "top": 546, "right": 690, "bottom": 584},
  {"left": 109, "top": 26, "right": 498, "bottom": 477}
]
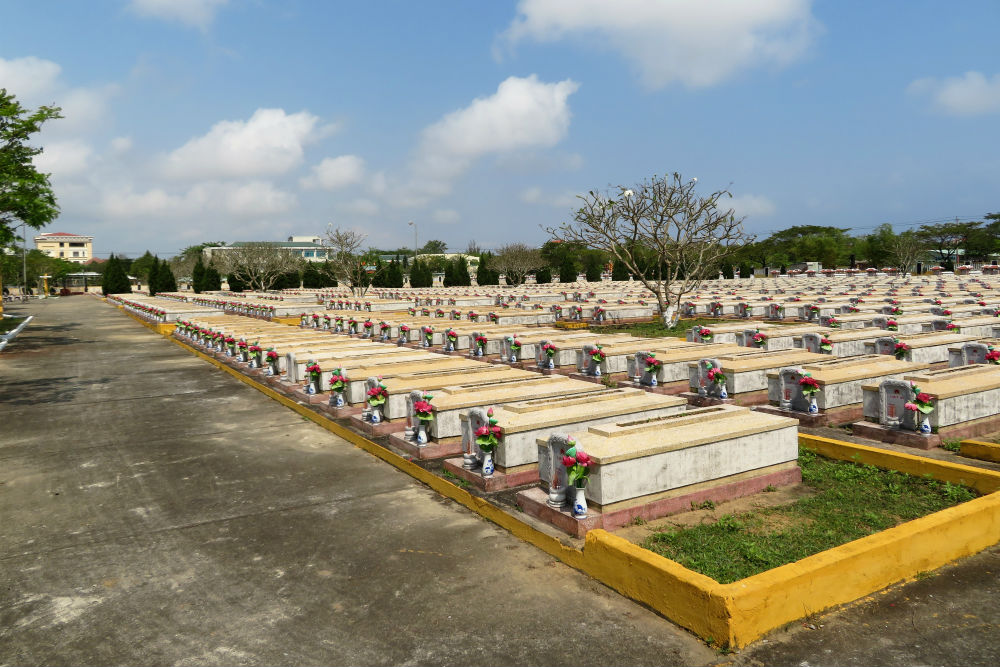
[
  {"left": 271, "top": 316, "right": 301, "bottom": 326},
  {"left": 960, "top": 438, "right": 1000, "bottom": 463},
  {"left": 140, "top": 321, "right": 1000, "bottom": 649}
]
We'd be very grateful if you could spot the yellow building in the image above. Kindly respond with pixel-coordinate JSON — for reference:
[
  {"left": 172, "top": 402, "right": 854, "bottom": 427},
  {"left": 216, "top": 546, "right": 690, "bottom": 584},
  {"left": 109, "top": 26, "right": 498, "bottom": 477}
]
[{"left": 34, "top": 232, "right": 94, "bottom": 264}]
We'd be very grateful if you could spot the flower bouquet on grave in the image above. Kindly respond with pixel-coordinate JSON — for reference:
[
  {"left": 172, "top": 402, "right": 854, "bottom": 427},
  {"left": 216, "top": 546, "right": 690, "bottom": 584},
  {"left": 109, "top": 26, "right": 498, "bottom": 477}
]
[
  {"left": 589, "top": 344, "right": 607, "bottom": 376},
  {"left": 798, "top": 373, "right": 820, "bottom": 413},
  {"left": 363, "top": 320, "right": 374, "bottom": 336},
  {"left": 819, "top": 337, "right": 834, "bottom": 352},
  {"left": 398, "top": 324, "right": 410, "bottom": 344},
  {"left": 472, "top": 334, "right": 488, "bottom": 356},
  {"left": 411, "top": 394, "right": 435, "bottom": 444},
  {"left": 366, "top": 381, "right": 389, "bottom": 424},
  {"left": 489, "top": 312, "right": 499, "bottom": 323},
  {"left": 452, "top": 309, "right": 462, "bottom": 319},
  {"left": 422, "top": 325, "right": 434, "bottom": 347},
  {"left": 934, "top": 298, "right": 943, "bottom": 305},
  {"left": 561, "top": 439, "right": 592, "bottom": 518},
  {"left": 236, "top": 339, "right": 248, "bottom": 361},
  {"left": 408, "top": 307, "right": 416, "bottom": 316},
  {"left": 907, "top": 382, "right": 935, "bottom": 434},
  {"left": 346, "top": 317, "right": 357, "bottom": 334},
  {"left": 508, "top": 337, "right": 522, "bottom": 362},
  {"left": 379, "top": 321, "right": 390, "bottom": 339},
  {"left": 364, "top": 301, "right": 372, "bottom": 311},
  {"left": 421, "top": 308, "right": 431, "bottom": 317},
  {"left": 300, "top": 312, "right": 310, "bottom": 326},
  {"left": 328, "top": 370, "right": 348, "bottom": 407},
  {"left": 987, "top": 348, "right": 1000, "bottom": 365},
  {"left": 684, "top": 301, "right": 696, "bottom": 315},
  {"left": 248, "top": 344, "right": 263, "bottom": 367},
  {"left": 890, "top": 306, "right": 903, "bottom": 315},
  {"left": 469, "top": 310, "right": 479, "bottom": 320},
  {"left": 752, "top": 331, "right": 768, "bottom": 347},
  {"left": 322, "top": 314, "right": 331, "bottom": 329},
  {"left": 697, "top": 327, "right": 713, "bottom": 342},
  {"left": 445, "top": 328, "right": 458, "bottom": 351},
  {"left": 593, "top": 306, "right": 606, "bottom": 321},
  {"left": 305, "top": 362, "right": 322, "bottom": 395},
  {"left": 827, "top": 317, "right": 841, "bottom": 328},
  {"left": 474, "top": 408, "right": 502, "bottom": 476},
  {"left": 224, "top": 336, "right": 237, "bottom": 355},
  {"left": 886, "top": 319, "right": 899, "bottom": 331},
  {"left": 540, "top": 343, "right": 558, "bottom": 369},
  {"left": 643, "top": 353, "right": 662, "bottom": 385},
  {"left": 706, "top": 364, "right": 727, "bottom": 398},
  {"left": 946, "top": 321, "right": 958, "bottom": 330},
  {"left": 978, "top": 301, "right": 987, "bottom": 307},
  {"left": 311, "top": 313, "right": 321, "bottom": 327},
  {"left": 941, "top": 309, "right": 953, "bottom": 316},
  {"left": 436, "top": 308, "right": 445, "bottom": 318},
  {"left": 893, "top": 341, "right": 910, "bottom": 360}
]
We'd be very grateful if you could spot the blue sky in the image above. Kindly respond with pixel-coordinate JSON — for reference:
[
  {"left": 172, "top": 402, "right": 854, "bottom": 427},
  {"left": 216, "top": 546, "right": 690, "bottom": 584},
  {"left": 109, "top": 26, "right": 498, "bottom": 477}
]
[{"left": 2, "top": 0, "right": 999, "bottom": 259}]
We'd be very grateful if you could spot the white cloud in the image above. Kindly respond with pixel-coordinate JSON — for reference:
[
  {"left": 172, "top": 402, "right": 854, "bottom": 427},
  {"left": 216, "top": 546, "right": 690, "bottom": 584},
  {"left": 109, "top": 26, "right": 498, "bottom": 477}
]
[
  {"left": 300, "top": 155, "right": 366, "bottom": 190},
  {"left": 729, "top": 194, "right": 776, "bottom": 218},
  {"left": 110, "top": 136, "right": 133, "bottom": 153},
  {"left": 33, "top": 140, "right": 93, "bottom": 176},
  {"left": 908, "top": 72, "right": 1000, "bottom": 116},
  {"left": 128, "top": 0, "right": 228, "bottom": 30},
  {"left": 100, "top": 181, "right": 296, "bottom": 220},
  {"left": 432, "top": 208, "right": 461, "bottom": 224},
  {"left": 501, "top": 0, "right": 817, "bottom": 88},
  {"left": 519, "top": 186, "right": 577, "bottom": 208},
  {"left": 162, "top": 108, "right": 322, "bottom": 180},
  {"left": 342, "top": 198, "right": 380, "bottom": 217},
  {"left": 398, "top": 75, "right": 579, "bottom": 206},
  {"left": 0, "top": 56, "right": 61, "bottom": 99}
]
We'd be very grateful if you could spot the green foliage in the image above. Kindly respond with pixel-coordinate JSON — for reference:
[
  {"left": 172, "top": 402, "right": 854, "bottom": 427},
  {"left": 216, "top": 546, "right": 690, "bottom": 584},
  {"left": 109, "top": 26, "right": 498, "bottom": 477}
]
[
  {"left": 147, "top": 257, "right": 161, "bottom": 295},
  {"left": 227, "top": 272, "right": 246, "bottom": 292},
  {"left": 192, "top": 257, "right": 206, "bottom": 293},
  {"left": 444, "top": 256, "right": 471, "bottom": 287},
  {"left": 158, "top": 263, "right": 177, "bottom": 293},
  {"left": 643, "top": 448, "right": 977, "bottom": 583},
  {"left": 583, "top": 251, "right": 605, "bottom": 282},
  {"left": 301, "top": 262, "right": 322, "bottom": 289},
  {"left": 131, "top": 251, "right": 156, "bottom": 282},
  {"left": 559, "top": 254, "right": 577, "bottom": 283},
  {"left": 409, "top": 258, "right": 433, "bottom": 288},
  {"left": 535, "top": 266, "right": 552, "bottom": 284},
  {"left": 476, "top": 252, "right": 499, "bottom": 286},
  {"left": 420, "top": 239, "right": 448, "bottom": 254},
  {"left": 384, "top": 259, "right": 404, "bottom": 288},
  {"left": 0, "top": 89, "right": 63, "bottom": 247},
  {"left": 271, "top": 270, "right": 301, "bottom": 290},
  {"left": 203, "top": 263, "right": 222, "bottom": 291},
  {"left": 101, "top": 254, "right": 131, "bottom": 296},
  {"left": 611, "top": 260, "right": 630, "bottom": 281}
]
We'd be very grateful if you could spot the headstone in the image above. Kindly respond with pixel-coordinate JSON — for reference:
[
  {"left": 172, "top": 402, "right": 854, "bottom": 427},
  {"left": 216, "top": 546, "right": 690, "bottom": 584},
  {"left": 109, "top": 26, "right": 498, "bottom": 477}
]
[
  {"left": 801, "top": 332, "right": 822, "bottom": 354},
  {"left": 875, "top": 336, "right": 897, "bottom": 355},
  {"left": 462, "top": 407, "right": 489, "bottom": 469},
  {"left": 778, "top": 367, "right": 809, "bottom": 411},
  {"left": 694, "top": 358, "right": 724, "bottom": 397},
  {"left": 879, "top": 379, "right": 916, "bottom": 430},
  {"left": 539, "top": 433, "right": 572, "bottom": 508}
]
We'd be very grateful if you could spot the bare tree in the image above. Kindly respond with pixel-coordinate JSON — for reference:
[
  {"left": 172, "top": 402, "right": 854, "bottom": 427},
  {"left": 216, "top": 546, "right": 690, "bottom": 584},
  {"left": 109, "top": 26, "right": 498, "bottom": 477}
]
[
  {"left": 217, "top": 242, "right": 299, "bottom": 292},
  {"left": 890, "top": 231, "right": 927, "bottom": 274},
  {"left": 322, "top": 225, "right": 385, "bottom": 296},
  {"left": 547, "top": 172, "right": 753, "bottom": 325},
  {"left": 492, "top": 243, "right": 544, "bottom": 286}
]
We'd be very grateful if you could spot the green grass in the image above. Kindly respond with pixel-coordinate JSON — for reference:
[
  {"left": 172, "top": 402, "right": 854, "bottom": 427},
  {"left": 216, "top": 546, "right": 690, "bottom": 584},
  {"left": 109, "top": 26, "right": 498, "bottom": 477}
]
[
  {"left": 940, "top": 438, "right": 962, "bottom": 452},
  {"left": 591, "top": 317, "right": 730, "bottom": 338},
  {"left": 641, "top": 447, "right": 977, "bottom": 583},
  {"left": 441, "top": 469, "right": 470, "bottom": 489},
  {"left": 0, "top": 316, "right": 26, "bottom": 334}
]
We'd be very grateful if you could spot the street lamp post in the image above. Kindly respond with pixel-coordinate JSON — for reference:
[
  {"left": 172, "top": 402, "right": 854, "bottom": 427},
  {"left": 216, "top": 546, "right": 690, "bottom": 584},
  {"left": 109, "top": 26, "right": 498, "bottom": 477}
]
[{"left": 22, "top": 222, "right": 27, "bottom": 291}]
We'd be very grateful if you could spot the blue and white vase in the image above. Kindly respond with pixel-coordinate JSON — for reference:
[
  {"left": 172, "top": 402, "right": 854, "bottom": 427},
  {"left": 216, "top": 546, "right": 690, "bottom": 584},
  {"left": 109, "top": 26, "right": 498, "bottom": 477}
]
[
  {"left": 415, "top": 422, "right": 428, "bottom": 445},
  {"left": 481, "top": 451, "right": 495, "bottom": 477},
  {"left": 370, "top": 406, "right": 382, "bottom": 424},
  {"left": 920, "top": 415, "right": 932, "bottom": 434},
  {"left": 572, "top": 485, "right": 588, "bottom": 518},
  {"left": 650, "top": 376, "right": 658, "bottom": 387},
  {"left": 719, "top": 385, "right": 728, "bottom": 399},
  {"left": 330, "top": 391, "right": 344, "bottom": 408},
  {"left": 808, "top": 396, "right": 819, "bottom": 414}
]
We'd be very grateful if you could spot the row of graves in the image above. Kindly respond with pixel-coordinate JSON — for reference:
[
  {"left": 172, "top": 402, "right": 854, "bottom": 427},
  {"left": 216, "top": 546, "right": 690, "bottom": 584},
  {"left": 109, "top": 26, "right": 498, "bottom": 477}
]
[{"left": 113, "top": 268, "right": 1000, "bottom": 538}]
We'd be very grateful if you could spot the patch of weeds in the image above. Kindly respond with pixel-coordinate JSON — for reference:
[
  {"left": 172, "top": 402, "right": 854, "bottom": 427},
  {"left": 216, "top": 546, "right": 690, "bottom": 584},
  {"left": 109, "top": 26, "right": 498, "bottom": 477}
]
[
  {"left": 441, "top": 469, "right": 470, "bottom": 489},
  {"left": 629, "top": 515, "right": 647, "bottom": 526},
  {"left": 600, "top": 375, "right": 618, "bottom": 388},
  {"left": 940, "top": 438, "right": 962, "bottom": 452},
  {"left": 0, "top": 316, "right": 26, "bottom": 334},
  {"left": 764, "top": 484, "right": 777, "bottom": 492},
  {"left": 643, "top": 446, "right": 978, "bottom": 583},
  {"left": 915, "top": 570, "right": 936, "bottom": 580}
]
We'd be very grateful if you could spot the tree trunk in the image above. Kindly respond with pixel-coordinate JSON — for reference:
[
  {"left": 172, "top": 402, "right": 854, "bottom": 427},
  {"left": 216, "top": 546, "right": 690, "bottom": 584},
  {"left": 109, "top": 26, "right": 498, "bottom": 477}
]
[{"left": 661, "top": 304, "right": 679, "bottom": 327}]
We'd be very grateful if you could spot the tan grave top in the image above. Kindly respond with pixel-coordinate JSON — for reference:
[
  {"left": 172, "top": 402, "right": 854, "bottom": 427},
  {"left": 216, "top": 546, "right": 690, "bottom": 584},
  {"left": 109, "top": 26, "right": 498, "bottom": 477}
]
[
  {"left": 896, "top": 332, "right": 978, "bottom": 348},
  {"left": 482, "top": 388, "right": 686, "bottom": 434},
  {"left": 756, "top": 325, "right": 832, "bottom": 338},
  {"left": 769, "top": 354, "right": 932, "bottom": 384},
  {"left": 432, "top": 376, "right": 604, "bottom": 410},
  {"left": 587, "top": 338, "right": 694, "bottom": 355},
  {"left": 644, "top": 343, "right": 744, "bottom": 363},
  {"left": 338, "top": 356, "right": 481, "bottom": 376},
  {"left": 700, "top": 349, "right": 829, "bottom": 373},
  {"left": 822, "top": 327, "right": 889, "bottom": 342},
  {"left": 696, "top": 322, "right": 779, "bottom": 335},
  {"left": 901, "top": 364, "right": 1000, "bottom": 399},
  {"left": 559, "top": 404, "right": 797, "bottom": 464},
  {"left": 385, "top": 366, "right": 537, "bottom": 393}
]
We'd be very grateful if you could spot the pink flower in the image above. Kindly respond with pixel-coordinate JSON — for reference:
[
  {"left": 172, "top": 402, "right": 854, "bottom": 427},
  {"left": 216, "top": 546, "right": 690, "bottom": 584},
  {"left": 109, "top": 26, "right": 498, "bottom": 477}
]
[
  {"left": 904, "top": 402, "right": 919, "bottom": 412},
  {"left": 562, "top": 455, "right": 576, "bottom": 467}
]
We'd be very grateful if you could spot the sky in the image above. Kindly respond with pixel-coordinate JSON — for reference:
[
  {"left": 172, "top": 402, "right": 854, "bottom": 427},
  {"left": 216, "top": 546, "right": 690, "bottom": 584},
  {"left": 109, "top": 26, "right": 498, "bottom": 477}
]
[{"left": 2, "top": 0, "right": 999, "bottom": 259}]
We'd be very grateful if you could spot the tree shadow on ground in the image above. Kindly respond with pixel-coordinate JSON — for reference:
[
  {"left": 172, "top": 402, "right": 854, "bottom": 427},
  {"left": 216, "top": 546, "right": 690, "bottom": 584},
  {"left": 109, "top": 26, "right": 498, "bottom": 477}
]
[{"left": 0, "top": 376, "right": 112, "bottom": 406}]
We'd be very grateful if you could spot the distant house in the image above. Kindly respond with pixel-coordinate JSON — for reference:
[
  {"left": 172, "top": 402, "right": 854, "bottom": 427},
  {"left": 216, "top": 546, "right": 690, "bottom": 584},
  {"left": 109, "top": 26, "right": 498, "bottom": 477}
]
[
  {"left": 203, "top": 236, "right": 330, "bottom": 263},
  {"left": 34, "top": 232, "right": 94, "bottom": 264}
]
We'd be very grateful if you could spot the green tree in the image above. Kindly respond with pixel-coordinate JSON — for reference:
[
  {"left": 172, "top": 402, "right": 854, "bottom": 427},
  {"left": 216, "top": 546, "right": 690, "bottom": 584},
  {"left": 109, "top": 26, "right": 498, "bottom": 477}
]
[
  {"left": 611, "top": 259, "right": 630, "bottom": 281},
  {"left": 583, "top": 251, "right": 604, "bottom": 282},
  {"left": 0, "top": 89, "right": 62, "bottom": 311},
  {"left": 192, "top": 257, "right": 206, "bottom": 293},
  {"left": 558, "top": 254, "right": 577, "bottom": 283},
  {"left": 147, "top": 257, "right": 161, "bottom": 295},
  {"left": 101, "top": 254, "right": 131, "bottom": 295},
  {"left": 301, "top": 262, "right": 322, "bottom": 288},
  {"left": 159, "top": 263, "right": 177, "bottom": 293},
  {"left": 917, "top": 221, "right": 980, "bottom": 268},
  {"left": 420, "top": 239, "right": 448, "bottom": 254},
  {"left": 476, "top": 252, "right": 499, "bottom": 286},
  {"left": 384, "top": 259, "right": 404, "bottom": 288},
  {"left": 203, "top": 263, "right": 222, "bottom": 291},
  {"left": 535, "top": 266, "right": 552, "bottom": 284},
  {"left": 409, "top": 258, "right": 432, "bottom": 288},
  {"left": 131, "top": 251, "right": 156, "bottom": 283}
]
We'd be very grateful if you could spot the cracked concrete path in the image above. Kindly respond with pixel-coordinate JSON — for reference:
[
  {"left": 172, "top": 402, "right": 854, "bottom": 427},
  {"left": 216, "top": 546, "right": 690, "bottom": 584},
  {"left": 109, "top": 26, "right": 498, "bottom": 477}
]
[{"left": 0, "top": 298, "right": 716, "bottom": 666}]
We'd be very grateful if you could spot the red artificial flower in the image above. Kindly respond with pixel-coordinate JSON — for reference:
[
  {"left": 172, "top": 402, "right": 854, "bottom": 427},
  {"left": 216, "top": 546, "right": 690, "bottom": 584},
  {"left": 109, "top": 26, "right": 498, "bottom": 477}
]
[{"left": 916, "top": 392, "right": 932, "bottom": 404}]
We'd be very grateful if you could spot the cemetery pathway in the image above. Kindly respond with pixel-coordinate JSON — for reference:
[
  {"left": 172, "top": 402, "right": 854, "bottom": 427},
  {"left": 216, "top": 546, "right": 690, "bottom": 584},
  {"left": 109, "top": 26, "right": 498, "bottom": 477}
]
[
  {"left": 2, "top": 298, "right": 999, "bottom": 666},
  {"left": 0, "top": 297, "right": 716, "bottom": 666}
]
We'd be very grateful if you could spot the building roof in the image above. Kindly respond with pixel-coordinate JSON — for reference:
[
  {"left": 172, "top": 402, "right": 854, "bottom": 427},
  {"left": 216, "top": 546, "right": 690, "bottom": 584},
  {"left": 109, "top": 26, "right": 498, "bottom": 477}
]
[
  {"left": 227, "top": 241, "right": 326, "bottom": 248},
  {"left": 37, "top": 232, "right": 87, "bottom": 237}
]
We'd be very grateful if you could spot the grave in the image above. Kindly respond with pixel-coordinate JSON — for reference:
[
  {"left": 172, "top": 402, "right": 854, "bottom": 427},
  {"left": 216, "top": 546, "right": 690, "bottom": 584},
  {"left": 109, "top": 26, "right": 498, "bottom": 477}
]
[
  {"left": 516, "top": 405, "right": 800, "bottom": 537},
  {"left": 439, "top": 389, "right": 687, "bottom": 491},
  {"left": 684, "top": 349, "right": 828, "bottom": 406},
  {"left": 863, "top": 331, "right": 977, "bottom": 364}
]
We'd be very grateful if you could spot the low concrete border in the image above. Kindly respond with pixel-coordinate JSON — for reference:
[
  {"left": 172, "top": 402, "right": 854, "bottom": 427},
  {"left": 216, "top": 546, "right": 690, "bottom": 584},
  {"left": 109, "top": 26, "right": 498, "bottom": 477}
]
[
  {"left": 960, "top": 438, "right": 1000, "bottom": 463},
  {"left": 124, "top": 310, "right": 1000, "bottom": 649}
]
